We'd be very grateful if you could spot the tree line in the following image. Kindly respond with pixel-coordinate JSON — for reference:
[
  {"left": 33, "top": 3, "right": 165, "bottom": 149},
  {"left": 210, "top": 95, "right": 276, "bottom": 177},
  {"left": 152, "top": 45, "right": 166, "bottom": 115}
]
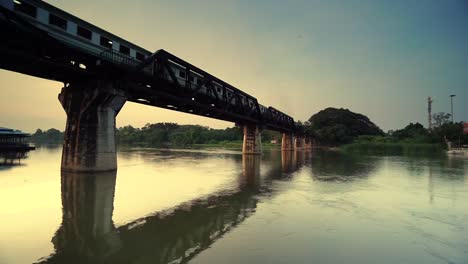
[
  {"left": 301, "top": 108, "right": 467, "bottom": 148},
  {"left": 117, "top": 123, "right": 280, "bottom": 146},
  {"left": 30, "top": 123, "right": 281, "bottom": 147},
  {"left": 30, "top": 128, "right": 63, "bottom": 142},
  {"left": 29, "top": 109, "right": 466, "bottom": 148}
]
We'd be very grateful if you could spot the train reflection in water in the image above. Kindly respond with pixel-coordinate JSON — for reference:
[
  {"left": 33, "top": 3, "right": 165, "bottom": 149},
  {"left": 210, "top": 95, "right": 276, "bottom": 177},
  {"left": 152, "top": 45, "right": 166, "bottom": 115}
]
[{"left": 37, "top": 150, "right": 310, "bottom": 264}]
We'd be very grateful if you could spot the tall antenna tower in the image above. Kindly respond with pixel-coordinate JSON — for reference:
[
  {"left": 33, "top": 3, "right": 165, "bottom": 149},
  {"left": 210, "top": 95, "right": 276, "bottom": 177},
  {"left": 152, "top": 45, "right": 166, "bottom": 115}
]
[{"left": 427, "top": 96, "right": 433, "bottom": 130}]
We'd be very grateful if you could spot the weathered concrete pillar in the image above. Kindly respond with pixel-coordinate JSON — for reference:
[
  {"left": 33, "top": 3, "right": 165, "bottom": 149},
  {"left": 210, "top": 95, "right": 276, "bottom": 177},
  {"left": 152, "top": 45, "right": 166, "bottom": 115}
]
[
  {"left": 281, "top": 133, "right": 294, "bottom": 151},
  {"left": 59, "top": 81, "right": 126, "bottom": 172},
  {"left": 294, "top": 135, "right": 306, "bottom": 151},
  {"left": 242, "top": 124, "right": 262, "bottom": 155}
]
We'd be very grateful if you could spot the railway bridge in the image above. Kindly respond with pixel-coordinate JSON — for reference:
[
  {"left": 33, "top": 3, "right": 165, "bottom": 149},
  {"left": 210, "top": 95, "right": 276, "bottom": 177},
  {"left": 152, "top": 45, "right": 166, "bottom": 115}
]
[{"left": 0, "top": 0, "right": 313, "bottom": 172}]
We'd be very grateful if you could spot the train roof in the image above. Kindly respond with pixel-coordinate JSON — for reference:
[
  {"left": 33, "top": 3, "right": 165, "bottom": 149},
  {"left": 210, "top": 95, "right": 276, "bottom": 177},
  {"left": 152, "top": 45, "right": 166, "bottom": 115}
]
[{"left": 23, "top": 0, "right": 151, "bottom": 54}]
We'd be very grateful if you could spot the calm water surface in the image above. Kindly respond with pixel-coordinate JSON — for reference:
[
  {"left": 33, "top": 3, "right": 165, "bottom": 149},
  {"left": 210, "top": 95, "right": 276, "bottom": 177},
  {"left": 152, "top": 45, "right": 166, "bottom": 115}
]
[{"left": 0, "top": 145, "right": 467, "bottom": 264}]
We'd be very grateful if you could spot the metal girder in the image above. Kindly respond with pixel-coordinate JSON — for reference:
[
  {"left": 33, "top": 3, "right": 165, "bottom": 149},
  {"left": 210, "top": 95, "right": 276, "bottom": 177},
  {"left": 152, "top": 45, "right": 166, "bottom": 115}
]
[{"left": 126, "top": 82, "right": 260, "bottom": 124}]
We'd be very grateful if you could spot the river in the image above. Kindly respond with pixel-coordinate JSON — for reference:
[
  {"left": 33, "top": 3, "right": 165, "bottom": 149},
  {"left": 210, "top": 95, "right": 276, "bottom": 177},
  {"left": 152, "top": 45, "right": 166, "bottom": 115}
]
[{"left": 0, "top": 145, "right": 467, "bottom": 264}]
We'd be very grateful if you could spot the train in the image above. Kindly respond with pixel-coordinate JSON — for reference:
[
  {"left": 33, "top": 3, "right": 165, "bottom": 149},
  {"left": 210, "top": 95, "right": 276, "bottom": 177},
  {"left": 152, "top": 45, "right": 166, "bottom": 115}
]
[{"left": 0, "top": 0, "right": 295, "bottom": 129}]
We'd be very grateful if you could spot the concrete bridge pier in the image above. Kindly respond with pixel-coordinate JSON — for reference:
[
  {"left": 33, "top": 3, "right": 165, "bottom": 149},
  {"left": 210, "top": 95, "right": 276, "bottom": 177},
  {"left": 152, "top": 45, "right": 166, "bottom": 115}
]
[
  {"left": 281, "top": 133, "right": 295, "bottom": 151},
  {"left": 242, "top": 124, "right": 262, "bottom": 155},
  {"left": 294, "top": 135, "right": 306, "bottom": 151},
  {"left": 59, "top": 81, "right": 126, "bottom": 172}
]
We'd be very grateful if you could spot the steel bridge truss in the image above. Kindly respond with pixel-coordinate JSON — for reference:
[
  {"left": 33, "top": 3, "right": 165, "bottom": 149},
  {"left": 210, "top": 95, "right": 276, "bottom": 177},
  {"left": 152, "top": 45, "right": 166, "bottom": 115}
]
[
  {"left": 118, "top": 50, "right": 296, "bottom": 131},
  {"left": 0, "top": 5, "right": 297, "bottom": 132}
]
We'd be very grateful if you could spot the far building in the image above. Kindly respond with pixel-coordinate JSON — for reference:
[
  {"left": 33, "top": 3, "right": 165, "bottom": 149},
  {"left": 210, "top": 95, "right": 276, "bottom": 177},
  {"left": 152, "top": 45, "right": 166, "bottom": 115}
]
[{"left": 0, "top": 127, "right": 35, "bottom": 165}]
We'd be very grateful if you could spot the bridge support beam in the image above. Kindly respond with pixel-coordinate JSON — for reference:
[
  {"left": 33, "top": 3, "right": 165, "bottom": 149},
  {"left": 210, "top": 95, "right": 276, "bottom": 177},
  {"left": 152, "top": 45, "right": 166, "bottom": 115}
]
[
  {"left": 242, "top": 125, "right": 262, "bottom": 155},
  {"left": 281, "top": 133, "right": 295, "bottom": 151},
  {"left": 294, "top": 135, "right": 306, "bottom": 151},
  {"left": 59, "top": 81, "right": 126, "bottom": 172}
]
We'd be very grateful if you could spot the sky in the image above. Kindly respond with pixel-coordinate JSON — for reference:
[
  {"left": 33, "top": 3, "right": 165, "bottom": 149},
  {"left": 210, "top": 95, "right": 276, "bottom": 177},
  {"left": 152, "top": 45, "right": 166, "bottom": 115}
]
[{"left": 1, "top": 0, "right": 467, "bottom": 133}]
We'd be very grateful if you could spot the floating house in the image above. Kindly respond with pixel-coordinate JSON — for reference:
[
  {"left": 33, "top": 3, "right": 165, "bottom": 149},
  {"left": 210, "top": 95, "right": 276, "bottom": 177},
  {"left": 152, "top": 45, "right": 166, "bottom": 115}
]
[{"left": 0, "top": 127, "right": 35, "bottom": 164}]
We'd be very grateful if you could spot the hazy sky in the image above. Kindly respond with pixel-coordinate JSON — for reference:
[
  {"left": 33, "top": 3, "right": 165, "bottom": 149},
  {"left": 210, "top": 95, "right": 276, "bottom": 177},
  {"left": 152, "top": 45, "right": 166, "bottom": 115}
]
[{"left": 1, "top": 0, "right": 467, "bottom": 133}]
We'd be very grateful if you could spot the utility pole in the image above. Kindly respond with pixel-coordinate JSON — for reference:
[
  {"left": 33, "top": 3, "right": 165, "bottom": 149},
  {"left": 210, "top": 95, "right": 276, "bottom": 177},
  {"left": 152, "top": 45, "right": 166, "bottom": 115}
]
[
  {"left": 450, "top": 94, "right": 456, "bottom": 123},
  {"left": 427, "top": 96, "right": 433, "bottom": 130}
]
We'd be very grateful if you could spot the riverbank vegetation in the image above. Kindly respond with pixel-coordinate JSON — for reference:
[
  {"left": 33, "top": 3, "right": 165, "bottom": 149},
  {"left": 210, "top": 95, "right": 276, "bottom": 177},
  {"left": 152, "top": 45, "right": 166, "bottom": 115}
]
[
  {"left": 30, "top": 128, "right": 63, "bottom": 143},
  {"left": 339, "top": 119, "right": 466, "bottom": 155},
  {"left": 28, "top": 123, "right": 281, "bottom": 149},
  {"left": 338, "top": 122, "right": 447, "bottom": 155},
  {"left": 302, "top": 108, "right": 466, "bottom": 155},
  {"left": 116, "top": 123, "right": 282, "bottom": 148}
]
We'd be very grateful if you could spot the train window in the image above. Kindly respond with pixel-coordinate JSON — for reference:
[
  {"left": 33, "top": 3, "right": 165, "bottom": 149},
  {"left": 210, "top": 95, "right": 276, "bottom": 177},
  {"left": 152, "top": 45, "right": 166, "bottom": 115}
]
[
  {"left": 14, "top": 1, "right": 37, "bottom": 18},
  {"left": 49, "top": 14, "right": 67, "bottom": 30},
  {"left": 179, "top": 71, "right": 186, "bottom": 78},
  {"left": 196, "top": 79, "right": 202, "bottom": 85},
  {"left": 216, "top": 87, "right": 221, "bottom": 93},
  {"left": 189, "top": 76, "right": 194, "bottom": 83},
  {"left": 119, "top": 45, "right": 130, "bottom": 55},
  {"left": 136, "top": 52, "right": 145, "bottom": 61},
  {"left": 77, "top": 26, "right": 92, "bottom": 40},
  {"left": 100, "top": 36, "right": 112, "bottom": 49}
]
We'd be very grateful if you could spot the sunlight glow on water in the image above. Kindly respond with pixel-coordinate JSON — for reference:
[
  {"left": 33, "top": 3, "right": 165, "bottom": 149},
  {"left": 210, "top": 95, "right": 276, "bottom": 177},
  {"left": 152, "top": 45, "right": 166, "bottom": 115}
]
[{"left": 0, "top": 146, "right": 467, "bottom": 264}]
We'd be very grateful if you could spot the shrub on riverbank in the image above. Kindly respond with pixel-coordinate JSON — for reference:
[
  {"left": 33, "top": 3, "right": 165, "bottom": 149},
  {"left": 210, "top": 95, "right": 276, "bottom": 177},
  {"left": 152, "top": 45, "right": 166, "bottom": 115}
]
[{"left": 338, "top": 120, "right": 466, "bottom": 155}]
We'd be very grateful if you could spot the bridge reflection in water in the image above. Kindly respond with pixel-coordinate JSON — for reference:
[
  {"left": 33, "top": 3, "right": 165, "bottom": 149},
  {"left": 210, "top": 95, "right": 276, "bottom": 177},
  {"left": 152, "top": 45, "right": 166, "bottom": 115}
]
[{"left": 38, "top": 151, "right": 309, "bottom": 264}]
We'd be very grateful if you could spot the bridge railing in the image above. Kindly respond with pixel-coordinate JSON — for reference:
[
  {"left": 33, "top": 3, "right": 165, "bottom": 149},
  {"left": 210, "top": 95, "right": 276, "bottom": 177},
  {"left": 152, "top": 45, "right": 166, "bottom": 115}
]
[{"left": 99, "top": 49, "right": 139, "bottom": 68}]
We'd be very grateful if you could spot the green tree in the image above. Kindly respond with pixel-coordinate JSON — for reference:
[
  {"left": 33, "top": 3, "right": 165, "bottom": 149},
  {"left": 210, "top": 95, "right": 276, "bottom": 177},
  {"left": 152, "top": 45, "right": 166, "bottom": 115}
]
[
  {"left": 305, "top": 108, "right": 383, "bottom": 146},
  {"left": 392, "top": 123, "right": 428, "bottom": 142},
  {"left": 432, "top": 112, "right": 451, "bottom": 128},
  {"left": 433, "top": 122, "right": 466, "bottom": 146}
]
